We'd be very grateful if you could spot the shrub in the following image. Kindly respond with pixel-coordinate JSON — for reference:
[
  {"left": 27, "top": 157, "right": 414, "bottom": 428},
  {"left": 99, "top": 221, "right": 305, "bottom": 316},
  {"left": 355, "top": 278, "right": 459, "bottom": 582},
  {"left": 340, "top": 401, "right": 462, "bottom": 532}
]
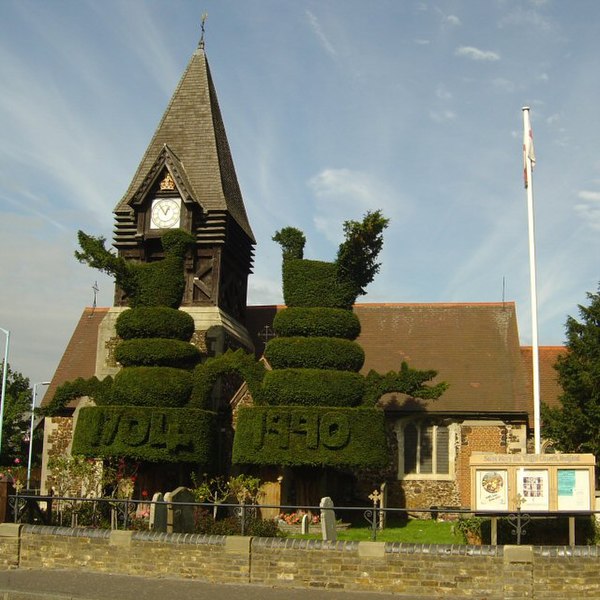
[
  {"left": 260, "top": 369, "right": 365, "bottom": 407},
  {"left": 110, "top": 367, "right": 193, "bottom": 408},
  {"left": 264, "top": 337, "right": 364, "bottom": 372},
  {"left": 72, "top": 406, "right": 215, "bottom": 463},
  {"left": 273, "top": 307, "right": 361, "bottom": 339},
  {"left": 282, "top": 259, "right": 357, "bottom": 309},
  {"left": 233, "top": 406, "right": 388, "bottom": 468},
  {"left": 116, "top": 307, "right": 195, "bottom": 341},
  {"left": 190, "top": 349, "right": 266, "bottom": 409},
  {"left": 44, "top": 376, "right": 113, "bottom": 415},
  {"left": 115, "top": 338, "right": 202, "bottom": 369}
]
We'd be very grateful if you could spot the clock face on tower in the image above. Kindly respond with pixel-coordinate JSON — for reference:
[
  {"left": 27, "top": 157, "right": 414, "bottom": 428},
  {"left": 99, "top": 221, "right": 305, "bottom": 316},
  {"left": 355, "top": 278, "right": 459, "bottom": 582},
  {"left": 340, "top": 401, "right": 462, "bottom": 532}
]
[{"left": 150, "top": 197, "right": 181, "bottom": 229}]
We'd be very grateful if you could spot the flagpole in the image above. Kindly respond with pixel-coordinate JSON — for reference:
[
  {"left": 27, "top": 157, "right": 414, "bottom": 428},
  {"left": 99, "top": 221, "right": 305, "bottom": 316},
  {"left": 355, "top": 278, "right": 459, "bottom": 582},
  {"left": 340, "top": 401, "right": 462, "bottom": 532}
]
[{"left": 523, "top": 106, "right": 541, "bottom": 454}]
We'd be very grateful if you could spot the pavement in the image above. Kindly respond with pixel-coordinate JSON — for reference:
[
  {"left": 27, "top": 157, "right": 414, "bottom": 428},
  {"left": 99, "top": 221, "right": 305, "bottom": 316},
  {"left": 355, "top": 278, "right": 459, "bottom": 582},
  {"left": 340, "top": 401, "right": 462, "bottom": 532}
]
[{"left": 0, "top": 569, "right": 446, "bottom": 600}]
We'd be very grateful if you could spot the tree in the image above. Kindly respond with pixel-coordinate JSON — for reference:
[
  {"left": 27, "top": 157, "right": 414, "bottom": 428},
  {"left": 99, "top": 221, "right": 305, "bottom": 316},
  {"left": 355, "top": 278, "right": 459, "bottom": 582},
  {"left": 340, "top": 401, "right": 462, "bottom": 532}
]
[
  {"left": 542, "top": 286, "right": 600, "bottom": 458},
  {"left": 0, "top": 363, "right": 31, "bottom": 466}
]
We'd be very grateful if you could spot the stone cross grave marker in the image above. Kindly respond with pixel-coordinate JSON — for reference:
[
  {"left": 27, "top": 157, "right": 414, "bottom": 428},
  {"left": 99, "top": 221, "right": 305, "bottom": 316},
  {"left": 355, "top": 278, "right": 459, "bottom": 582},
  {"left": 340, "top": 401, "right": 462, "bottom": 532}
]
[
  {"left": 165, "top": 487, "right": 196, "bottom": 533},
  {"left": 149, "top": 492, "right": 166, "bottom": 532},
  {"left": 320, "top": 496, "right": 337, "bottom": 542}
]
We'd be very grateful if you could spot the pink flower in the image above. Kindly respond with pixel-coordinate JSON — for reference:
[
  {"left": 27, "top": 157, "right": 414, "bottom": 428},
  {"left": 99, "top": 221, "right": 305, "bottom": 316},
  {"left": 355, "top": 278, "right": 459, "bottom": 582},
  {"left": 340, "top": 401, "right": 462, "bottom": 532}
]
[{"left": 14, "top": 458, "right": 21, "bottom": 465}]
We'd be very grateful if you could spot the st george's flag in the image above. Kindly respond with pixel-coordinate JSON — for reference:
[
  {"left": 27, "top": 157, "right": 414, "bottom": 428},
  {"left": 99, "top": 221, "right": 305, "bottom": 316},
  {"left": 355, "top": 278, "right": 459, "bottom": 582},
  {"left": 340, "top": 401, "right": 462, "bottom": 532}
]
[{"left": 523, "top": 109, "right": 536, "bottom": 188}]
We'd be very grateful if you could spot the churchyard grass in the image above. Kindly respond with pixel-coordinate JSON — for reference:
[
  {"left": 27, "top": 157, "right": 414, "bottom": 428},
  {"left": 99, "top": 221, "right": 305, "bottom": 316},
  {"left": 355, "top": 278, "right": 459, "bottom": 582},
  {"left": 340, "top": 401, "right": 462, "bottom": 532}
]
[{"left": 288, "top": 519, "right": 463, "bottom": 544}]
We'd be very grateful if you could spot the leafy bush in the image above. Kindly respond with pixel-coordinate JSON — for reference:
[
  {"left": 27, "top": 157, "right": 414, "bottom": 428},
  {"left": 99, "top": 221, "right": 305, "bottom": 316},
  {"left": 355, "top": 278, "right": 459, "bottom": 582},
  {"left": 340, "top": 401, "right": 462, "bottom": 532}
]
[
  {"left": 233, "top": 406, "right": 388, "bottom": 468},
  {"left": 273, "top": 307, "right": 361, "bottom": 339},
  {"left": 115, "top": 338, "right": 202, "bottom": 369},
  {"left": 44, "top": 376, "right": 113, "bottom": 415},
  {"left": 260, "top": 369, "right": 365, "bottom": 407},
  {"left": 72, "top": 406, "right": 215, "bottom": 463},
  {"left": 264, "top": 337, "right": 364, "bottom": 372},
  {"left": 110, "top": 367, "right": 192, "bottom": 407},
  {"left": 282, "top": 259, "right": 357, "bottom": 309},
  {"left": 190, "top": 349, "right": 266, "bottom": 409},
  {"left": 116, "top": 307, "right": 195, "bottom": 341}
]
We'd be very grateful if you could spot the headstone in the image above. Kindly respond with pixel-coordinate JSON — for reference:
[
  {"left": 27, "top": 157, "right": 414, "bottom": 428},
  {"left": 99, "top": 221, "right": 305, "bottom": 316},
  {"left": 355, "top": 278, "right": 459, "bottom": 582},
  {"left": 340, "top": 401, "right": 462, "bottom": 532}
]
[
  {"left": 149, "top": 492, "right": 166, "bottom": 532},
  {"left": 301, "top": 513, "right": 310, "bottom": 535},
  {"left": 320, "top": 496, "right": 337, "bottom": 542},
  {"left": 379, "top": 482, "right": 388, "bottom": 530},
  {"left": 166, "top": 487, "right": 195, "bottom": 534}
]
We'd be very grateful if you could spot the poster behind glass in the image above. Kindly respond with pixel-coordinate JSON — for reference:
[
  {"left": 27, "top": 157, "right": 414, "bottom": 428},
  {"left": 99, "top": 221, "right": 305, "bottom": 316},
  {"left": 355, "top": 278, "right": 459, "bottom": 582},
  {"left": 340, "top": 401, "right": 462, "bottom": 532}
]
[
  {"left": 476, "top": 470, "right": 508, "bottom": 511},
  {"left": 517, "top": 469, "right": 549, "bottom": 511}
]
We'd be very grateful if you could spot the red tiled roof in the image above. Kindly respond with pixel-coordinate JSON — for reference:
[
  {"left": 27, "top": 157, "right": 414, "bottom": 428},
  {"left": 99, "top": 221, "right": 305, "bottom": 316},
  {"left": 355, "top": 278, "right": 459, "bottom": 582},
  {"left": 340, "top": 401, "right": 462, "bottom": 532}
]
[
  {"left": 247, "top": 302, "right": 532, "bottom": 417},
  {"left": 41, "top": 308, "right": 109, "bottom": 409},
  {"left": 520, "top": 346, "right": 566, "bottom": 410}
]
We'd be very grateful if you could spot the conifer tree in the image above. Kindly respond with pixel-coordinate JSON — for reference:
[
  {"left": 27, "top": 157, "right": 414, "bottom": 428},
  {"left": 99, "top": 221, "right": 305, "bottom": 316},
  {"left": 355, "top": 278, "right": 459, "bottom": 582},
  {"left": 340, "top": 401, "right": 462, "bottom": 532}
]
[{"left": 542, "top": 285, "right": 600, "bottom": 457}]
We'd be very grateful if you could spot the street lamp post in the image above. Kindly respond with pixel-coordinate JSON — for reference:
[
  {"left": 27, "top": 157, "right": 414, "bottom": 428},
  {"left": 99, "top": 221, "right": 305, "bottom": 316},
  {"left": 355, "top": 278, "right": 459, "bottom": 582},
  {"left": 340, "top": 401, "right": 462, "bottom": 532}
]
[
  {"left": 0, "top": 327, "right": 10, "bottom": 457},
  {"left": 27, "top": 381, "right": 50, "bottom": 490}
]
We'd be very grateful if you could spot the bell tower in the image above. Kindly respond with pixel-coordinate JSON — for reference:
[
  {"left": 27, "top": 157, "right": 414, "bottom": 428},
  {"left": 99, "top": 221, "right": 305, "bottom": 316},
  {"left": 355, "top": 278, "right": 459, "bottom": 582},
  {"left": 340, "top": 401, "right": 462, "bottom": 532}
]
[{"left": 111, "top": 38, "right": 255, "bottom": 353}]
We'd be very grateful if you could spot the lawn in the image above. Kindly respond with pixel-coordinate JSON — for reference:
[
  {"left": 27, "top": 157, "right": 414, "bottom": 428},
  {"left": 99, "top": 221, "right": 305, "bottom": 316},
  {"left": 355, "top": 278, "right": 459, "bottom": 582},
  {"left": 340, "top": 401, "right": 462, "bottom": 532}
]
[{"left": 288, "top": 519, "right": 464, "bottom": 544}]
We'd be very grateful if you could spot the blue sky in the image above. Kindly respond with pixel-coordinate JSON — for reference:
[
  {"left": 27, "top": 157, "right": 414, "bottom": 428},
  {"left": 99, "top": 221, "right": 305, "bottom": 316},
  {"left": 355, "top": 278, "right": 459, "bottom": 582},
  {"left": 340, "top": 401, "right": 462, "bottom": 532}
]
[{"left": 1, "top": 0, "right": 600, "bottom": 393}]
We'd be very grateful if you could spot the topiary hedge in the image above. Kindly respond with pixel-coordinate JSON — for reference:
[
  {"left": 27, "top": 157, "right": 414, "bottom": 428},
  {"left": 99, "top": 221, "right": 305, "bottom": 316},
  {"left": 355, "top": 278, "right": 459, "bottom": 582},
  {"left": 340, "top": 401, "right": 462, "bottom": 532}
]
[
  {"left": 109, "top": 367, "right": 193, "bottom": 408},
  {"left": 189, "top": 349, "right": 266, "bottom": 409},
  {"left": 115, "top": 338, "right": 202, "bottom": 369},
  {"left": 264, "top": 337, "right": 365, "bottom": 372},
  {"left": 72, "top": 405, "right": 215, "bottom": 463},
  {"left": 259, "top": 369, "right": 365, "bottom": 407},
  {"left": 282, "top": 259, "right": 356, "bottom": 309},
  {"left": 273, "top": 307, "right": 361, "bottom": 339},
  {"left": 232, "top": 406, "right": 388, "bottom": 468},
  {"left": 116, "top": 307, "right": 195, "bottom": 341}
]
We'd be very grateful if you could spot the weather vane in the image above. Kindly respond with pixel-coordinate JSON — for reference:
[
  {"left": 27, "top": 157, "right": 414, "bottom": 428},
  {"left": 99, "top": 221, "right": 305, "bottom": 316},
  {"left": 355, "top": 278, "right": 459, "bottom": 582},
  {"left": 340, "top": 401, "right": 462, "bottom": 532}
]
[{"left": 199, "top": 12, "right": 208, "bottom": 49}]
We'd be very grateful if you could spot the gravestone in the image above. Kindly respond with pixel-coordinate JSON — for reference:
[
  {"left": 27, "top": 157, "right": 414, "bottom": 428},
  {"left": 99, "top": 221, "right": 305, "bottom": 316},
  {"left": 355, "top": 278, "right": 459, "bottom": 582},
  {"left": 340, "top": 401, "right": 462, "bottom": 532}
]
[
  {"left": 166, "top": 487, "right": 195, "bottom": 533},
  {"left": 301, "top": 513, "right": 310, "bottom": 535},
  {"left": 320, "top": 496, "right": 337, "bottom": 542},
  {"left": 149, "top": 492, "right": 166, "bottom": 532}
]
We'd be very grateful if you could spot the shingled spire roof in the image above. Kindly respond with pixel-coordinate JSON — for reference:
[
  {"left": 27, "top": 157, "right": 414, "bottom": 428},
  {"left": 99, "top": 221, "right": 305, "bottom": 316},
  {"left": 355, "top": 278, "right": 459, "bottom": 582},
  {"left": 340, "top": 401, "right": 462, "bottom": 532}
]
[{"left": 113, "top": 43, "right": 254, "bottom": 242}]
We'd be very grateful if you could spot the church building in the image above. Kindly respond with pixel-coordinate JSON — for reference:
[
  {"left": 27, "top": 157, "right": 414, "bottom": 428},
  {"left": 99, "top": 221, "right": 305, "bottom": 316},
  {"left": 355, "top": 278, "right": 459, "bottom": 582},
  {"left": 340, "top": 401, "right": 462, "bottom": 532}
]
[{"left": 39, "top": 34, "right": 565, "bottom": 510}]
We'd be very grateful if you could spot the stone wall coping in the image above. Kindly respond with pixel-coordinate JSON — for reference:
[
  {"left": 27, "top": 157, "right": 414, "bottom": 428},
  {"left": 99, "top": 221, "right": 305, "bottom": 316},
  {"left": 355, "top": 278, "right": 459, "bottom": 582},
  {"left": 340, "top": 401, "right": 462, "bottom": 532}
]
[
  {"left": 251, "top": 537, "right": 359, "bottom": 552},
  {"left": 534, "top": 545, "right": 600, "bottom": 558},
  {"left": 0, "top": 523, "right": 22, "bottom": 538},
  {"left": 132, "top": 530, "right": 226, "bottom": 546},
  {"left": 385, "top": 542, "right": 502, "bottom": 556},
  {"left": 22, "top": 525, "right": 110, "bottom": 539}
]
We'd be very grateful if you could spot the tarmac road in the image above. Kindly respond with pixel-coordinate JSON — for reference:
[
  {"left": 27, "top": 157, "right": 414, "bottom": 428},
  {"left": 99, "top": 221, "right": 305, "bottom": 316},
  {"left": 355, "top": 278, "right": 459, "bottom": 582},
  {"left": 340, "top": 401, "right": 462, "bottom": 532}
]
[{"left": 0, "top": 569, "right": 451, "bottom": 600}]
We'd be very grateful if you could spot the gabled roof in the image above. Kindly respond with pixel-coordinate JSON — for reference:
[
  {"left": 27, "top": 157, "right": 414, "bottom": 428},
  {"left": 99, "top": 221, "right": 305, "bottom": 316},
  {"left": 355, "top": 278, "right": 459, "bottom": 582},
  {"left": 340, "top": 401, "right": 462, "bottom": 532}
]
[
  {"left": 114, "top": 45, "right": 254, "bottom": 242},
  {"left": 247, "top": 302, "right": 533, "bottom": 418},
  {"left": 41, "top": 308, "right": 109, "bottom": 409}
]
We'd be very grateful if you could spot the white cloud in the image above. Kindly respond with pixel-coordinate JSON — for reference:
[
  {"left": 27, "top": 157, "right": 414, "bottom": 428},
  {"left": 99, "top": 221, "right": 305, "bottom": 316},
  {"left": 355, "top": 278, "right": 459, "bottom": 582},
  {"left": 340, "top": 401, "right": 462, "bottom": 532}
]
[
  {"left": 307, "top": 168, "right": 401, "bottom": 243},
  {"left": 429, "top": 109, "right": 456, "bottom": 122},
  {"left": 455, "top": 46, "right": 500, "bottom": 61},
  {"left": 305, "top": 10, "right": 337, "bottom": 57},
  {"left": 445, "top": 15, "right": 461, "bottom": 27}
]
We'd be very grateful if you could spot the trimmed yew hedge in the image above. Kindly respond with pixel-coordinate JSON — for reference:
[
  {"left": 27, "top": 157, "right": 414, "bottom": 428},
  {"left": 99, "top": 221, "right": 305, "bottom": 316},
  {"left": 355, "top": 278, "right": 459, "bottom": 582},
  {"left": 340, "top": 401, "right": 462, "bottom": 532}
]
[
  {"left": 109, "top": 366, "right": 193, "bottom": 407},
  {"left": 273, "top": 307, "right": 361, "bottom": 339},
  {"left": 115, "top": 338, "right": 202, "bottom": 368},
  {"left": 190, "top": 349, "right": 266, "bottom": 409},
  {"left": 282, "top": 259, "right": 356, "bottom": 309},
  {"left": 264, "top": 337, "right": 365, "bottom": 372},
  {"left": 116, "top": 307, "right": 195, "bottom": 341},
  {"left": 260, "top": 369, "right": 365, "bottom": 407},
  {"left": 72, "top": 405, "right": 215, "bottom": 463},
  {"left": 232, "top": 406, "right": 388, "bottom": 468}
]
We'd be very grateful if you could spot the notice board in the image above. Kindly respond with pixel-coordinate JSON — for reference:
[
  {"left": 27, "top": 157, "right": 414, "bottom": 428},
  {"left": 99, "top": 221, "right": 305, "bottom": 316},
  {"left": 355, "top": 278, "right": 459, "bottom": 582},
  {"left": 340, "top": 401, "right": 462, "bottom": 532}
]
[{"left": 470, "top": 453, "right": 595, "bottom": 512}]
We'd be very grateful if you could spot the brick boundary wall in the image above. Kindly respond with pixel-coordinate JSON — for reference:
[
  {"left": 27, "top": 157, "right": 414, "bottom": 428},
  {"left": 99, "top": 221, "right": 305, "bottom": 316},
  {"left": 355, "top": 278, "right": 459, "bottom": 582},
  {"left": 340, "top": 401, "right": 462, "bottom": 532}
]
[{"left": 2, "top": 524, "right": 600, "bottom": 597}]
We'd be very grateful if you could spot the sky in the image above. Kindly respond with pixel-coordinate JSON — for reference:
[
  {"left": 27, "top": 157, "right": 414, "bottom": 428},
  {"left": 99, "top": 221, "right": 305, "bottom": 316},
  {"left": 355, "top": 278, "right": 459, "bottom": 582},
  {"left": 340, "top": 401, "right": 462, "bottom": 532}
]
[{"left": 2, "top": 0, "right": 600, "bottom": 399}]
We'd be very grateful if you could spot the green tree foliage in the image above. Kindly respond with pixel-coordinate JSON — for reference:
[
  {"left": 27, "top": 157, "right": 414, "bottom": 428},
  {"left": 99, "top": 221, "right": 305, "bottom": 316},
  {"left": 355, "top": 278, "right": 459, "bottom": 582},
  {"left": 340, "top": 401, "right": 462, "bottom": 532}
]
[
  {"left": 542, "top": 286, "right": 600, "bottom": 456},
  {"left": 336, "top": 210, "right": 389, "bottom": 297},
  {"left": 272, "top": 227, "right": 305, "bottom": 260},
  {"left": 75, "top": 229, "right": 194, "bottom": 308},
  {"left": 0, "top": 363, "right": 32, "bottom": 466}
]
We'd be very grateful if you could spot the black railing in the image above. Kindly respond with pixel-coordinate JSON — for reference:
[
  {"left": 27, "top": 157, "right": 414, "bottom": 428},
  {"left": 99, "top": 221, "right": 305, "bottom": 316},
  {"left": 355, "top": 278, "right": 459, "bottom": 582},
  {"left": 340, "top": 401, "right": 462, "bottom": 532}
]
[{"left": 6, "top": 492, "right": 596, "bottom": 545}]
